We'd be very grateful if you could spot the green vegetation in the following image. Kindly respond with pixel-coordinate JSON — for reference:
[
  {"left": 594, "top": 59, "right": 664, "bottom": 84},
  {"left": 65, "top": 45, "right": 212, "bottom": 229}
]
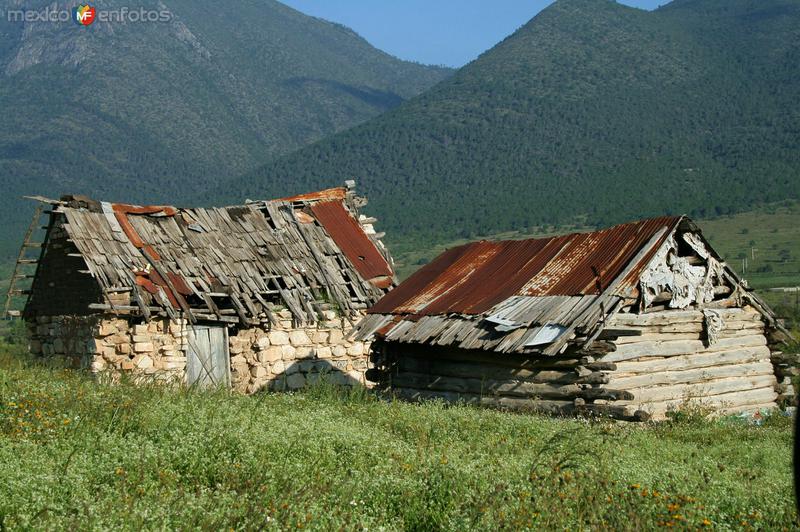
[
  {"left": 702, "top": 200, "right": 800, "bottom": 328},
  {"left": 0, "top": 344, "right": 794, "bottom": 530},
  {"left": 700, "top": 201, "right": 800, "bottom": 290},
  {"left": 216, "top": 0, "right": 800, "bottom": 255},
  {"left": 761, "top": 290, "right": 800, "bottom": 332},
  {"left": 0, "top": 0, "right": 450, "bottom": 258}
]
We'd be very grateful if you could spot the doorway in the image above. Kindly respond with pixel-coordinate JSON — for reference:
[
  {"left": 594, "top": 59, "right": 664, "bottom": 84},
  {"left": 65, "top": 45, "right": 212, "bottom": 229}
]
[{"left": 186, "top": 325, "right": 230, "bottom": 388}]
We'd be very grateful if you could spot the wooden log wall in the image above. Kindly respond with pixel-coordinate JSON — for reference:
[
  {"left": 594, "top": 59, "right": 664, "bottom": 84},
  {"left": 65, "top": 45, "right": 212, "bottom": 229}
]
[
  {"left": 381, "top": 305, "right": 785, "bottom": 422},
  {"left": 381, "top": 344, "right": 649, "bottom": 421},
  {"left": 603, "top": 306, "right": 779, "bottom": 419}
]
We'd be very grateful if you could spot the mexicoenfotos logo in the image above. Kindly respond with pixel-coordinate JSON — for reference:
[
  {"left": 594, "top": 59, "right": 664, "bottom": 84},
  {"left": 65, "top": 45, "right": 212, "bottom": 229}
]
[
  {"left": 7, "top": 5, "right": 172, "bottom": 24},
  {"left": 73, "top": 4, "right": 96, "bottom": 26}
]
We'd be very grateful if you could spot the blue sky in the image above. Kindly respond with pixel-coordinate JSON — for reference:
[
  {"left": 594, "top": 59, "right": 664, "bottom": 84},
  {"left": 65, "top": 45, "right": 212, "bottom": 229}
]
[{"left": 282, "top": 0, "right": 666, "bottom": 67}]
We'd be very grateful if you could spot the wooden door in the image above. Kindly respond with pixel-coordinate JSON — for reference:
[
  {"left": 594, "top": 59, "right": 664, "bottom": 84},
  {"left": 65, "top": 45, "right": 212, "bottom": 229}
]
[{"left": 186, "top": 325, "right": 230, "bottom": 388}]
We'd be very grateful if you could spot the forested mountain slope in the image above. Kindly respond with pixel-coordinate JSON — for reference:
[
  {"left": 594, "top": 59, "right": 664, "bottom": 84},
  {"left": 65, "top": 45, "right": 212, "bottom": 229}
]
[{"left": 216, "top": 0, "right": 800, "bottom": 249}]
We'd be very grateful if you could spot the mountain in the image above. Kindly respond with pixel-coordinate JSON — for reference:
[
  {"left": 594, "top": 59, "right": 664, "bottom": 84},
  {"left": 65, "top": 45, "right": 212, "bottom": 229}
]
[
  {"left": 0, "top": 0, "right": 450, "bottom": 257},
  {"left": 215, "top": 0, "right": 800, "bottom": 252}
]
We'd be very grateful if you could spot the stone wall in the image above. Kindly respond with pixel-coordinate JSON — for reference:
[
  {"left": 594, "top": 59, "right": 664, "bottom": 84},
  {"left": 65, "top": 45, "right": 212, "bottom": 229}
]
[
  {"left": 26, "top": 309, "right": 372, "bottom": 392},
  {"left": 228, "top": 309, "right": 371, "bottom": 394},
  {"left": 27, "top": 315, "right": 188, "bottom": 383},
  {"left": 27, "top": 315, "right": 97, "bottom": 370}
]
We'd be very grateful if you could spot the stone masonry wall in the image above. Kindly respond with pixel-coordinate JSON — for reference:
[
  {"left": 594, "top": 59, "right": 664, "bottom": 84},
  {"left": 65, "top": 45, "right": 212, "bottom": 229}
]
[
  {"left": 26, "top": 309, "right": 372, "bottom": 392},
  {"left": 228, "top": 309, "right": 371, "bottom": 394},
  {"left": 27, "top": 315, "right": 188, "bottom": 383}
]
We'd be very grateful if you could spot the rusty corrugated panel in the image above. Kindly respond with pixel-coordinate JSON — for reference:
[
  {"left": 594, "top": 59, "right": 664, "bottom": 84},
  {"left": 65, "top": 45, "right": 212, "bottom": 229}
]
[
  {"left": 393, "top": 241, "right": 503, "bottom": 315},
  {"left": 279, "top": 187, "right": 347, "bottom": 203},
  {"left": 369, "top": 244, "right": 476, "bottom": 315},
  {"left": 413, "top": 239, "right": 560, "bottom": 316},
  {"left": 368, "top": 216, "right": 682, "bottom": 317},
  {"left": 525, "top": 216, "right": 680, "bottom": 296},
  {"left": 310, "top": 200, "right": 393, "bottom": 282}
]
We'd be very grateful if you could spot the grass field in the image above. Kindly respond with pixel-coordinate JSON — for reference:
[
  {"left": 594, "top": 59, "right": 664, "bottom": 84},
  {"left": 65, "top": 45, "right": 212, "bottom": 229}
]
[{"left": 0, "top": 342, "right": 796, "bottom": 531}]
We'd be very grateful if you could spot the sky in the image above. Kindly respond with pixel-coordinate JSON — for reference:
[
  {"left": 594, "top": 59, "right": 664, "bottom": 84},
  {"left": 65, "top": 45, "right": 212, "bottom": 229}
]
[{"left": 281, "top": 0, "right": 667, "bottom": 67}]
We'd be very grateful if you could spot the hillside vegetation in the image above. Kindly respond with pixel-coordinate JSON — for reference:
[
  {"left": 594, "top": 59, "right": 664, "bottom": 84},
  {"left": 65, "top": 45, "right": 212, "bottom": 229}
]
[
  {"left": 0, "top": 0, "right": 450, "bottom": 258},
  {"left": 215, "top": 0, "right": 800, "bottom": 251},
  {"left": 702, "top": 201, "right": 800, "bottom": 288},
  {"left": 0, "top": 345, "right": 795, "bottom": 530}
]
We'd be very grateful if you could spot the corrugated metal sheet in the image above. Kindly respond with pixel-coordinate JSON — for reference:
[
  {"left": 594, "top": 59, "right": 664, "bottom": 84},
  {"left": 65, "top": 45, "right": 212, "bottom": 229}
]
[
  {"left": 370, "top": 216, "right": 680, "bottom": 317},
  {"left": 310, "top": 200, "right": 393, "bottom": 283},
  {"left": 532, "top": 217, "right": 679, "bottom": 296}
]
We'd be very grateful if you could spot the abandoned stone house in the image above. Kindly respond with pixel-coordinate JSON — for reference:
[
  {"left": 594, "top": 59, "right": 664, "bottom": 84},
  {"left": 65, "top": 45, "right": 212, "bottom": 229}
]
[
  {"left": 355, "top": 216, "right": 795, "bottom": 420},
  {"left": 21, "top": 184, "right": 395, "bottom": 393}
]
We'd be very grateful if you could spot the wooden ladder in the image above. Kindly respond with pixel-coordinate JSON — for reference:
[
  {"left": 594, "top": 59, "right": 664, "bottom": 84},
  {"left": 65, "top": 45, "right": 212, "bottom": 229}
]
[{"left": 2, "top": 204, "right": 46, "bottom": 319}]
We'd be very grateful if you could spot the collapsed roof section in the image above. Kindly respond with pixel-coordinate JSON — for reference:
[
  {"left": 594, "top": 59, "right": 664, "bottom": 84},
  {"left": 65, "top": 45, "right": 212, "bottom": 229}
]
[{"left": 24, "top": 185, "right": 395, "bottom": 326}]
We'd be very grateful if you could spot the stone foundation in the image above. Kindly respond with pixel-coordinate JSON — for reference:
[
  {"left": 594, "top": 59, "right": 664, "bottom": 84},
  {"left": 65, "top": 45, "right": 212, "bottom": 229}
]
[{"left": 26, "top": 308, "right": 372, "bottom": 392}]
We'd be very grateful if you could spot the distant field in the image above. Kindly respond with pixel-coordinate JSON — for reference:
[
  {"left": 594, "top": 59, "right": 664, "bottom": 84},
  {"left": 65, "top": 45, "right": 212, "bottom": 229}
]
[
  {"left": 0, "top": 346, "right": 794, "bottom": 530},
  {"left": 698, "top": 201, "right": 800, "bottom": 290}
]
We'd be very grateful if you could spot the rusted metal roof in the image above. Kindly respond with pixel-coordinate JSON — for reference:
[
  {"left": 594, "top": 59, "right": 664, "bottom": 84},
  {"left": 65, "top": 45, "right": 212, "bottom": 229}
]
[
  {"left": 358, "top": 217, "right": 683, "bottom": 355},
  {"left": 371, "top": 217, "right": 681, "bottom": 317},
  {"left": 310, "top": 200, "right": 394, "bottom": 284}
]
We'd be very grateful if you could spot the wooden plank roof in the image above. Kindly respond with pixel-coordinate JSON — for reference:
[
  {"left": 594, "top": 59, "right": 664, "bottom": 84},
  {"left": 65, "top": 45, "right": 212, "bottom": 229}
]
[{"left": 27, "top": 186, "right": 395, "bottom": 325}]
